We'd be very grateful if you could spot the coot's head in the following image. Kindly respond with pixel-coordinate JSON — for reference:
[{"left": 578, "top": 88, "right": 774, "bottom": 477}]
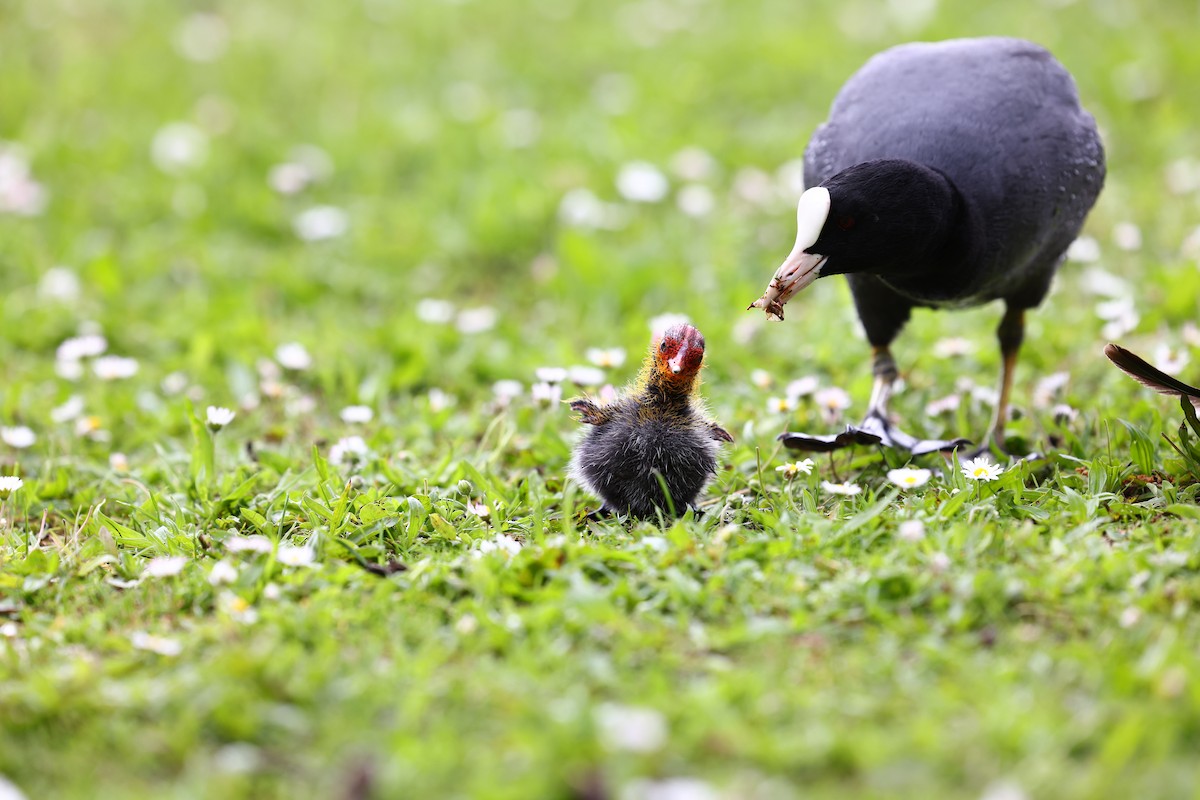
[
  {"left": 654, "top": 323, "right": 706, "bottom": 380},
  {"left": 750, "top": 159, "right": 958, "bottom": 319}
]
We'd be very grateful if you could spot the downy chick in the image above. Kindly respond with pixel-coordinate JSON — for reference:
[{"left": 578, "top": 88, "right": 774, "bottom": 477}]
[{"left": 569, "top": 323, "right": 733, "bottom": 518}]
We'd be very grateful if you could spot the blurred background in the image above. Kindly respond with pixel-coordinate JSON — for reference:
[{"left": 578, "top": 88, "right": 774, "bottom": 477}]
[{"left": 1, "top": 0, "right": 1199, "bottom": 443}]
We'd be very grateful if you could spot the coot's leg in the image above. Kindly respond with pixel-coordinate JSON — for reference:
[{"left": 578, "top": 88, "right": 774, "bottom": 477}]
[
  {"left": 967, "top": 305, "right": 1037, "bottom": 460},
  {"left": 779, "top": 347, "right": 970, "bottom": 454}
]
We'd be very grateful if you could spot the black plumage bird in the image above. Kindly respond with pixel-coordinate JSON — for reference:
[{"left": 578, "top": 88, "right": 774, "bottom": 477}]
[
  {"left": 750, "top": 37, "right": 1105, "bottom": 457},
  {"left": 569, "top": 323, "right": 733, "bottom": 518}
]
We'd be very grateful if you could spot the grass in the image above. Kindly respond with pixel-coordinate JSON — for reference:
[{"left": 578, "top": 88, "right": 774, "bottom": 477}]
[{"left": 3, "top": 0, "right": 1200, "bottom": 797}]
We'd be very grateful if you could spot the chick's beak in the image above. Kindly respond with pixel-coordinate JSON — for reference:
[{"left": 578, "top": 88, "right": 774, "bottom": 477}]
[{"left": 667, "top": 351, "right": 688, "bottom": 374}]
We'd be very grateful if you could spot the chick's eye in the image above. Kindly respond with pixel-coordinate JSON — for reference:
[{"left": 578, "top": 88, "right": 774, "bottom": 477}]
[
  {"left": 659, "top": 341, "right": 668, "bottom": 353},
  {"left": 837, "top": 216, "right": 856, "bottom": 231}
]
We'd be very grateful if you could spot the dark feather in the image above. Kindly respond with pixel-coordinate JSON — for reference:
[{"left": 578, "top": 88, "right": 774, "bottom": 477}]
[{"left": 1104, "top": 343, "right": 1200, "bottom": 409}]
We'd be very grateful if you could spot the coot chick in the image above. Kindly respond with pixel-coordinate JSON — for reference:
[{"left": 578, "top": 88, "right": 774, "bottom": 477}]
[
  {"left": 569, "top": 323, "right": 733, "bottom": 518},
  {"left": 1105, "top": 343, "right": 1200, "bottom": 411},
  {"left": 750, "top": 37, "right": 1105, "bottom": 457}
]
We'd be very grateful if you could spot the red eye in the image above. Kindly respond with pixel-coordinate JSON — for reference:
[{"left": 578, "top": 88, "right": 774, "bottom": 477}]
[{"left": 838, "top": 216, "right": 856, "bottom": 231}]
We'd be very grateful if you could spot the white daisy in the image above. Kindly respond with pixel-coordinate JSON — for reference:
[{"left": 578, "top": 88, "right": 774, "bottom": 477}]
[
  {"left": 130, "top": 632, "right": 183, "bottom": 657},
  {"left": 535, "top": 367, "right": 568, "bottom": 384},
  {"left": 775, "top": 459, "right": 814, "bottom": 479},
  {"left": 887, "top": 468, "right": 932, "bottom": 489},
  {"left": 416, "top": 298, "right": 455, "bottom": 324},
  {"left": 1, "top": 426, "right": 36, "bottom": 449},
  {"left": 330, "top": 435, "right": 369, "bottom": 466},
  {"left": 476, "top": 534, "right": 521, "bottom": 557},
  {"left": 0, "top": 476, "right": 23, "bottom": 495},
  {"left": 50, "top": 395, "right": 84, "bottom": 423},
  {"left": 144, "top": 555, "right": 188, "bottom": 578},
  {"left": 648, "top": 312, "right": 689, "bottom": 337},
  {"left": 531, "top": 382, "right": 562, "bottom": 407},
  {"left": 616, "top": 161, "right": 669, "bottom": 203},
  {"left": 898, "top": 519, "right": 926, "bottom": 541},
  {"left": 593, "top": 703, "right": 667, "bottom": 753},
  {"left": 92, "top": 356, "right": 139, "bottom": 380},
  {"left": 933, "top": 337, "right": 974, "bottom": 358},
  {"left": 150, "top": 122, "right": 208, "bottom": 175},
  {"left": 276, "top": 544, "right": 315, "bottom": 567},
  {"left": 339, "top": 405, "right": 374, "bottom": 424},
  {"left": 275, "top": 342, "right": 312, "bottom": 371},
  {"left": 676, "top": 183, "right": 715, "bottom": 217},
  {"left": 569, "top": 366, "right": 606, "bottom": 387},
  {"left": 208, "top": 560, "right": 239, "bottom": 586},
  {"left": 492, "top": 380, "right": 524, "bottom": 407},
  {"left": 821, "top": 480, "right": 862, "bottom": 496},
  {"left": 766, "top": 396, "right": 795, "bottom": 414},
  {"left": 961, "top": 456, "right": 1003, "bottom": 482},
  {"left": 456, "top": 306, "right": 498, "bottom": 334},
  {"left": 586, "top": 347, "right": 626, "bottom": 369},
  {"left": 224, "top": 534, "right": 273, "bottom": 553},
  {"left": 785, "top": 376, "right": 819, "bottom": 399},
  {"left": 750, "top": 369, "right": 773, "bottom": 389},
  {"left": 56, "top": 334, "right": 107, "bottom": 361},
  {"left": 293, "top": 205, "right": 348, "bottom": 241},
  {"left": 205, "top": 406, "right": 235, "bottom": 430}
]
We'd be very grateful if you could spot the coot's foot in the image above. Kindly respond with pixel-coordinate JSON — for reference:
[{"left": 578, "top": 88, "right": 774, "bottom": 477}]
[{"left": 778, "top": 412, "right": 970, "bottom": 455}]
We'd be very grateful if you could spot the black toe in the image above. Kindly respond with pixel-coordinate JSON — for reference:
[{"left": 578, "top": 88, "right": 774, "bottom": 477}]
[{"left": 778, "top": 426, "right": 883, "bottom": 452}]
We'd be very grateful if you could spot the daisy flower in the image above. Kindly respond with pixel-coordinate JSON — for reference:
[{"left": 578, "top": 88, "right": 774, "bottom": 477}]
[
  {"left": 531, "top": 382, "right": 562, "bottom": 407},
  {"left": 886, "top": 467, "right": 932, "bottom": 489},
  {"left": 616, "top": 161, "right": 669, "bottom": 203},
  {"left": 456, "top": 306, "right": 498, "bottom": 334},
  {"left": 330, "top": 435, "right": 369, "bottom": 466},
  {"left": 92, "top": 355, "right": 139, "bottom": 380},
  {"left": 750, "top": 369, "right": 773, "bottom": 389},
  {"left": 416, "top": 298, "right": 455, "bottom": 324},
  {"left": 814, "top": 387, "right": 851, "bottom": 423},
  {"left": 535, "top": 367, "right": 568, "bottom": 384},
  {"left": 785, "top": 376, "right": 819, "bottom": 399},
  {"left": 766, "top": 396, "right": 795, "bottom": 414},
  {"left": 277, "top": 544, "right": 316, "bottom": 567},
  {"left": 1, "top": 426, "right": 35, "bottom": 449},
  {"left": 821, "top": 480, "right": 862, "bottom": 496},
  {"left": 275, "top": 342, "right": 312, "bottom": 371},
  {"left": 130, "top": 632, "right": 183, "bottom": 657},
  {"left": 961, "top": 456, "right": 1003, "bottom": 482},
  {"left": 339, "top": 405, "right": 373, "bottom": 424},
  {"left": 775, "top": 459, "right": 814, "bottom": 479},
  {"left": 0, "top": 476, "right": 23, "bottom": 495},
  {"left": 586, "top": 347, "right": 626, "bottom": 369},
  {"left": 143, "top": 556, "right": 188, "bottom": 578},
  {"left": 568, "top": 366, "right": 606, "bottom": 387},
  {"left": 205, "top": 406, "right": 235, "bottom": 430},
  {"left": 898, "top": 519, "right": 926, "bottom": 541}
]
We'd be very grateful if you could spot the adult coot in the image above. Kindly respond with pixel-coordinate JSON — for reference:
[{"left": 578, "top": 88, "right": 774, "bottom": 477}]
[{"left": 750, "top": 37, "right": 1105, "bottom": 456}]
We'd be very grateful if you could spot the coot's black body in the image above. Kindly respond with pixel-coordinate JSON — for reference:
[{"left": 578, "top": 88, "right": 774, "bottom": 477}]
[
  {"left": 755, "top": 37, "right": 1105, "bottom": 456},
  {"left": 806, "top": 37, "right": 1105, "bottom": 335}
]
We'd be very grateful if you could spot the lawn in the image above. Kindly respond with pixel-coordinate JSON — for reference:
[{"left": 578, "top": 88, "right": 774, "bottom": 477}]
[{"left": 3, "top": 0, "right": 1200, "bottom": 798}]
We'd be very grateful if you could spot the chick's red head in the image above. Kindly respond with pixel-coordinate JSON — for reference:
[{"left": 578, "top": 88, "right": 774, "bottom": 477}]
[{"left": 654, "top": 323, "right": 706, "bottom": 378}]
